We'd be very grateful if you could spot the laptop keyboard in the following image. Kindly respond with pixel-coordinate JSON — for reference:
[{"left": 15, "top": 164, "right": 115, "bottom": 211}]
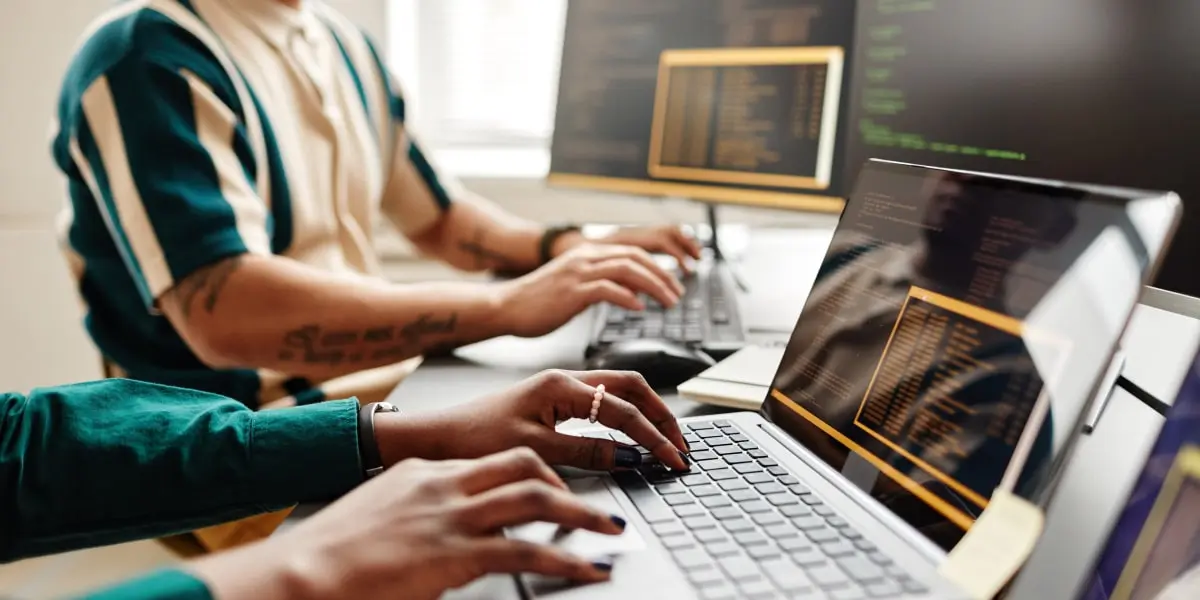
[{"left": 596, "top": 421, "right": 928, "bottom": 599}]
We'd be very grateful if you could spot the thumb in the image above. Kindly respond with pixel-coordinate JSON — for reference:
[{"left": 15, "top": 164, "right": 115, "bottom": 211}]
[{"left": 530, "top": 430, "right": 644, "bottom": 472}]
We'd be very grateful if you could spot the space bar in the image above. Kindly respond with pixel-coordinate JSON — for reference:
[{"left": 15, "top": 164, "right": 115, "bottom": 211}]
[{"left": 612, "top": 472, "right": 674, "bottom": 523}]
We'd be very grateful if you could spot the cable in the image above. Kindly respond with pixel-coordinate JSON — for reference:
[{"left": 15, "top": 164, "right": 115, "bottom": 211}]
[{"left": 1116, "top": 375, "right": 1170, "bottom": 417}]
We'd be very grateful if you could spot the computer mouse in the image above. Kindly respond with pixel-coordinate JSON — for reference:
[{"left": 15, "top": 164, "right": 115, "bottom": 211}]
[{"left": 585, "top": 339, "right": 717, "bottom": 390}]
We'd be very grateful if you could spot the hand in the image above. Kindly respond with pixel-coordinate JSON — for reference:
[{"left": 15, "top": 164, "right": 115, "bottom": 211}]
[
  {"left": 496, "top": 244, "right": 685, "bottom": 338},
  {"left": 554, "top": 225, "right": 703, "bottom": 273},
  {"left": 195, "top": 449, "right": 624, "bottom": 600},
  {"left": 377, "top": 370, "right": 691, "bottom": 472}
]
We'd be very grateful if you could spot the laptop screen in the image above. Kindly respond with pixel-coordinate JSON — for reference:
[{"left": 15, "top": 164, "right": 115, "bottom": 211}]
[
  {"left": 1080, "top": 352, "right": 1200, "bottom": 600},
  {"left": 762, "top": 160, "right": 1179, "bottom": 550}
]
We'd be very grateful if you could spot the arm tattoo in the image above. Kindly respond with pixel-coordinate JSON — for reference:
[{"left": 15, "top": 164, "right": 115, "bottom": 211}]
[
  {"left": 457, "top": 226, "right": 515, "bottom": 270},
  {"left": 176, "top": 256, "right": 245, "bottom": 319},
  {"left": 277, "top": 312, "right": 460, "bottom": 366}
]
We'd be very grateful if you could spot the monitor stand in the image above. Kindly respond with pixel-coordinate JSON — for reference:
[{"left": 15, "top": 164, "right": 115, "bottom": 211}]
[
  {"left": 704, "top": 203, "right": 749, "bottom": 292},
  {"left": 1083, "top": 348, "right": 1170, "bottom": 435}
]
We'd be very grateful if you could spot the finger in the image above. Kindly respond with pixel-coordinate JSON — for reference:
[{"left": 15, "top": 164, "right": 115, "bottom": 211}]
[
  {"left": 455, "top": 447, "right": 568, "bottom": 495},
  {"left": 579, "top": 280, "right": 643, "bottom": 311},
  {"left": 588, "top": 258, "right": 679, "bottom": 308},
  {"left": 595, "top": 246, "right": 684, "bottom": 297},
  {"left": 573, "top": 370, "right": 688, "bottom": 453},
  {"left": 532, "top": 430, "right": 654, "bottom": 473},
  {"left": 469, "top": 538, "right": 612, "bottom": 583},
  {"left": 561, "top": 379, "right": 687, "bottom": 471},
  {"left": 674, "top": 227, "right": 704, "bottom": 259},
  {"left": 655, "top": 240, "right": 693, "bottom": 275},
  {"left": 461, "top": 480, "right": 625, "bottom": 535}
]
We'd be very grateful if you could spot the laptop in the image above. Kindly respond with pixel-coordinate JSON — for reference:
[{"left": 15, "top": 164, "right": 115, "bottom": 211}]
[
  {"left": 1077, "top": 348, "right": 1200, "bottom": 600},
  {"left": 518, "top": 160, "right": 1181, "bottom": 599}
]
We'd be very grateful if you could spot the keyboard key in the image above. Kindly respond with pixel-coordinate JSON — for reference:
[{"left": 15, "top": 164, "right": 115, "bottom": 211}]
[
  {"left": 696, "top": 528, "right": 728, "bottom": 544},
  {"left": 730, "top": 489, "right": 760, "bottom": 503},
  {"left": 696, "top": 459, "right": 726, "bottom": 471},
  {"left": 729, "top": 434, "right": 749, "bottom": 443},
  {"left": 717, "top": 555, "right": 761, "bottom": 581},
  {"left": 706, "top": 437, "right": 734, "bottom": 447},
  {"left": 762, "top": 558, "right": 816, "bottom": 593},
  {"left": 814, "top": 505, "right": 837, "bottom": 517},
  {"left": 690, "top": 484, "right": 722, "bottom": 497},
  {"left": 723, "top": 518, "right": 756, "bottom": 533},
  {"left": 682, "top": 474, "right": 710, "bottom": 486},
  {"left": 854, "top": 539, "right": 876, "bottom": 551},
  {"left": 808, "top": 563, "right": 851, "bottom": 589},
  {"left": 736, "top": 579, "right": 775, "bottom": 598},
  {"left": 827, "top": 516, "right": 849, "bottom": 528},
  {"left": 745, "top": 472, "right": 774, "bottom": 484},
  {"left": 706, "top": 541, "right": 740, "bottom": 557},
  {"left": 747, "top": 449, "right": 769, "bottom": 459},
  {"left": 766, "top": 492, "right": 799, "bottom": 506},
  {"left": 836, "top": 556, "right": 885, "bottom": 583},
  {"left": 664, "top": 494, "right": 695, "bottom": 506},
  {"left": 864, "top": 580, "right": 903, "bottom": 597},
  {"left": 733, "top": 531, "right": 769, "bottom": 546},
  {"left": 652, "top": 521, "right": 686, "bottom": 536},
  {"left": 792, "top": 548, "right": 828, "bottom": 567},
  {"left": 900, "top": 579, "right": 930, "bottom": 594},
  {"left": 806, "top": 528, "right": 841, "bottom": 543},
  {"left": 674, "top": 504, "right": 706, "bottom": 518},
  {"left": 711, "top": 506, "right": 743, "bottom": 520},
  {"left": 800, "top": 493, "right": 823, "bottom": 505},
  {"left": 707, "top": 469, "right": 738, "bottom": 481},
  {"left": 754, "top": 482, "right": 787, "bottom": 495},
  {"left": 683, "top": 515, "right": 718, "bottom": 530},
  {"left": 698, "top": 429, "right": 725, "bottom": 439},
  {"left": 883, "top": 565, "right": 907, "bottom": 578},
  {"left": 689, "top": 423, "right": 715, "bottom": 431},
  {"left": 690, "top": 450, "right": 718, "bottom": 462},
  {"left": 734, "top": 463, "right": 763, "bottom": 474},
  {"left": 714, "top": 445, "right": 742, "bottom": 456},
  {"left": 843, "top": 529, "right": 864, "bottom": 540},
  {"left": 753, "top": 512, "right": 786, "bottom": 526},
  {"left": 738, "top": 442, "right": 759, "bottom": 451},
  {"left": 740, "top": 500, "right": 773, "bottom": 514},
  {"left": 758, "top": 458, "right": 779, "bottom": 468},
  {"left": 820, "top": 540, "right": 857, "bottom": 557},
  {"left": 673, "top": 548, "right": 714, "bottom": 571},
  {"left": 683, "top": 433, "right": 701, "bottom": 445},
  {"left": 611, "top": 431, "right": 635, "bottom": 445},
  {"left": 830, "top": 587, "right": 868, "bottom": 600},
  {"left": 793, "top": 515, "right": 825, "bottom": 529},
  {"left": 656, "top": 481, "right": 687, "bottom": 495},
  {"left": 718, "top": 479, "right": 748, "bottom": 491},
  {"left": 701, "top": 495, "right": 732, "bottom": 509},
  {"left": 699, "top": 585, "right": 738, "bottom": 600},
  {"left": 778, "top": 475, "right": 800, "bottom": 486},
  {"left": 713, "top": 420, "right": 733, "bottom": 428},
  {"left": 723, "top": 454, "right": 753, "bottom": 465},
  {"left": 612, "top": 471, "right": 674, "bottom": 523},
  {"left": 764, "top": 523, "right": 800, "bottom": 539},
  {"left": 688, "top": 567, "right": 726, "bottom": 587},
  {"left": 661, "top": 534, "right": 695, "bottom": 550},
  {"left": 767, "top": 466, "right": 789, "bottom": 476},
  {"left": 780, "top": 537, "right": 816, "bottom": 553},
  {"left": 866, "top": 551, "right": 892, "bottom": 566},
  {"left": 781, "top": 504, "right": 814, "bottom": 518}
]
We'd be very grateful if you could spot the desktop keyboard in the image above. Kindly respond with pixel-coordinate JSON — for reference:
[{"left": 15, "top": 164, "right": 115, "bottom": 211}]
[
  {"left": 587, "top": 260, "right": 745, "bottom": 359},
  {"left": 591, "top": 422, "right": 927, "bottom": 599}
]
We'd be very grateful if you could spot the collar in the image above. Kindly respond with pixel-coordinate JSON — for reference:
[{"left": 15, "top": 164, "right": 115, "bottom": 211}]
[{"left": 220, "top": 0, "right": 316, "bottom": 50}]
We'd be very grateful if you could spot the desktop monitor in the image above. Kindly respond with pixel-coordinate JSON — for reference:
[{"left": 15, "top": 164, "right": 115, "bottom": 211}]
[
  {"left": 842, "top": 0, "right": 1200, "bottom": 299},
  {"left": 548, "top": 0, "right": 855, "bottom": 214}
]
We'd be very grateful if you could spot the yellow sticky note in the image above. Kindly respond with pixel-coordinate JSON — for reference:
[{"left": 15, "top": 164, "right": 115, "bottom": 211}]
[{"left": 938, "top": 489, "right": 1046, "bottom": 600}]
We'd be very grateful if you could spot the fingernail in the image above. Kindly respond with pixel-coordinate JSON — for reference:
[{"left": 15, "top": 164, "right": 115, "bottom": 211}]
[
  {"left": 678, "top": 451, "right": 692, "bottom": 470},
  {"left": 610, "top": 515, "right": 627, "bottom": 530},
  {"left": 615, "top": 446, "right": 642, "bottom": 468},
  {"left": 591, "top": 561, "right": 614, "bottom": 572}
]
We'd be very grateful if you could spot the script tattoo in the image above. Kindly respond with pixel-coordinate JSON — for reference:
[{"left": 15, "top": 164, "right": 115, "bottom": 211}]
[
  {"left": 457, "top": 226, "right": 513, "bottom": 270},
  {"left": 277, "top": 313, "right": 460, "bottom": 366},
  {"left": 176, "top": 256, "right": 245, "bottom": 319}
]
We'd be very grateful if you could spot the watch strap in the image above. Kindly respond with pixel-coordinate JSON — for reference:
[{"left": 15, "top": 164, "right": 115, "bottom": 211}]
[
  {"left": 538, "top": 224, "right": 582, "bottom": 265},
  {"left": 357, "top": 402, "right": 399, "bottom": 479}
]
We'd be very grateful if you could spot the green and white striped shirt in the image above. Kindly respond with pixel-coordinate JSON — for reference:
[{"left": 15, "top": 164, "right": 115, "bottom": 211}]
[{"left": 52, "top": 0, "right": 452, "bottom": 407}]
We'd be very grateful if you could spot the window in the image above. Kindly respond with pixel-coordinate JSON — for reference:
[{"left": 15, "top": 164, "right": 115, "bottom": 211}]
[{"left": 387, "top": 0, "right": 567, "bottom": 177}]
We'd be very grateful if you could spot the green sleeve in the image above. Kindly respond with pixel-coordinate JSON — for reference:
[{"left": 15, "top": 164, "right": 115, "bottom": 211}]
[
  {"left": 0, "top": 379, "right": 363, "bottom": 562},
  {"left": 74, "top": 569, "right": 211, "bottom": 600}
]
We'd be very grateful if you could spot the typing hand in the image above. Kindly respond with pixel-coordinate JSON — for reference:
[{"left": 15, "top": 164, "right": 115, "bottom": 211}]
[
  {"left": 376, "top": 370, "right": 690, "bottom": 472},
  {"left": 495, "top": 244, "right": 683, "bottom": 338},
  {"left": 553, "top": 225, "right": 704, "bottom": 274},
  {"left": 195, "top": 449, "right": 623, "bottom": 600}
]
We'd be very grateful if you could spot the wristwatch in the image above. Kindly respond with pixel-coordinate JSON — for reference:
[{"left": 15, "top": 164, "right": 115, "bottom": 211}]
[
  {"left": 538, "top": 224, "right": 582, "bottom": 265},
  {"left": 357, "top": 401, "right": 400, "bottom": 479}
]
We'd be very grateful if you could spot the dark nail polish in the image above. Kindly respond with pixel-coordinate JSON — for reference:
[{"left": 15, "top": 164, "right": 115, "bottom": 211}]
[
  {"left": 610, "top": 515, "right": 627, "bottom": 530},
  {"left": 591, "top": 561, "right": 614, "bottom": 572},
  {"left": 615, "top": 446, "right": 642, "bottom": 468},
  {"left": 678, "top": 451, "right": 693, "bottom": 469}
]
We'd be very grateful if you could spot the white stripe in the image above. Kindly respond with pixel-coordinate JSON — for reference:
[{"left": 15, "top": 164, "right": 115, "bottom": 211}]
[
  {"left": 80, "top": 76, "right": 175, "bottom": 300},
  {"left": 183, "top": 69, "right": 272, "bottom": 255},
  {"left": 148, "top": 0, "right": 271, "bottom": 208}
]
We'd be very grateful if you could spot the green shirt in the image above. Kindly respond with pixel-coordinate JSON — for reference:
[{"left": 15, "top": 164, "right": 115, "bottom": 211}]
[{"left": 0, "top": 378, "right": 364, "bottom": 598}]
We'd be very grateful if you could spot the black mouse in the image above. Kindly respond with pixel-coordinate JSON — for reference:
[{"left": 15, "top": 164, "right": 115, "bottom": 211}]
[{"left": 585, "top": 339, "right": 717, "bottom": 390}]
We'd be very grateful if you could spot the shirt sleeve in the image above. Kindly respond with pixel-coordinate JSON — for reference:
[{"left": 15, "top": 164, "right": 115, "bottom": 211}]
[
  {"left": 66, "top": 47, "right": 272, "bottom": 310},
  {"left": 362, "top": 37, "right": 456, "bottom": 237},
  {"left": 0, "top": 380, "right": 362, "bottom": 563},
  {"left": 75, "top": 570, "right": 212, "bottom": 600}
]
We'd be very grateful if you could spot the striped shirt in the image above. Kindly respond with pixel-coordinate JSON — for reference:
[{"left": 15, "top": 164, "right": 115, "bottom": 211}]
[{"left": 51, "top": 0, "right": 452, "bottom": 407}]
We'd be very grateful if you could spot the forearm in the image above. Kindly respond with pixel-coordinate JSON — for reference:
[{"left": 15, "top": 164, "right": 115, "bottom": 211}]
[
  {"left": 0, "top": 381, "right": 361, "bottom": 562},
  {"left": 162, "top": 254, "right": 506, "bottom": 379},
  {"left": 409, "top": 195, "right": 580, "bottom": 273}
]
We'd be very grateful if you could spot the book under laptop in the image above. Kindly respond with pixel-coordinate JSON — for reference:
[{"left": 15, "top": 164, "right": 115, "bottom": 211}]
[
  {"left": 516, "top": 160, "right": 1181, "bottom": 599},
  {"left": 1077, "top": 347, "right": 1200, "bottom": 600}
]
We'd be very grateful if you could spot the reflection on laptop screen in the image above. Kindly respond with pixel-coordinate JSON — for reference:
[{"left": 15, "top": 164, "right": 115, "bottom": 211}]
[
  {"left": 764, "top": 160, "right": 1172, "bottom": 550},
  {"left": 1081, "top": 353, "right": 1200, "bottom": 600}
]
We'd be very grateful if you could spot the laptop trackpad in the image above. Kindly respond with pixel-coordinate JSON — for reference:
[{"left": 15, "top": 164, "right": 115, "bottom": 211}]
[{"left": 508, "top": 476, "right": 647, "bottom": 559}]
